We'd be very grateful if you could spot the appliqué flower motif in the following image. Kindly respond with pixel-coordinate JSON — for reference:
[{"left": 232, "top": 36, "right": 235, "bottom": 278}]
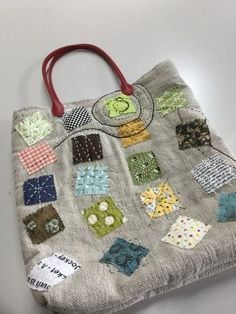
[{"left": 45, "top": 219, "right": 60, "bottom": 234}]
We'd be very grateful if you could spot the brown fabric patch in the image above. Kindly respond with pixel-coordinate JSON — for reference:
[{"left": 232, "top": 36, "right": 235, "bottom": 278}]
[
  {"left": 72, "top": 134, "right": 103, "bottom": 164},
  {"left": 118, "top": 119, "right": 151, "bottom": 148},
  {"left": 23, "top": 205, "right": 65, "bottom": 244}
]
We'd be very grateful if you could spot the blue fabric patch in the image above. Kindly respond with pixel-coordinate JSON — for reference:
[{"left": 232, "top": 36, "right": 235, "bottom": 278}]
[
  {"left": 217, "top": 192, "right": 236, "bottom": 222},
  {"left": 75, "top": 164, "right": 109, "bottom": 196},
  {"left": 23, "top": 175, "right": 57, "bottom": 206},
  {"left": 100, "top": 238, "right": 149, "bottom": 276}
]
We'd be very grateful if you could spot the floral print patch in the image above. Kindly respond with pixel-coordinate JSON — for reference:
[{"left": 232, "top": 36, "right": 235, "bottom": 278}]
[
  {"left": 118, "top": 119, "right": 151, "bottom": 148},
  {"left": 61, "top": 107, "right": 91, "bottom": 132},
  {"left": 82, "top": 197, "right": 127, "bottom": 238},
  {"left": 176, "top": 119, "right": 211, "bottom": 150},
  {"left": 140, "top": 182, "right": 182, "bottom": 219},
  {"left": 161, "top": 216, "right": 211, "bottom": 249},
  {"left": 217, "top": 192, "right": 236, "bottom": 222},
  {"left": 23, "top": 204, "right": 64, "bottom": 244},
  {"left": 104, "top": 94, "right": 136, "bottom": 118},
  {"left": 127, "top": 151, "right": 161, "bottom": 185},
  {"left": 15, "top": 112, "right": 53, "bottom": 146},
  {"left": 155, "top": 87, "right": 187, "bottom": 117},
  {"left": 100, "top": 238, "right": 149, "bottom": 276}
]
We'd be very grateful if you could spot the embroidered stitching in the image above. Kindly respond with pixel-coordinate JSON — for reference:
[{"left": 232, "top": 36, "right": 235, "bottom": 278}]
[
  {"left": 217, "top": 192, "right": 236, "bottom": 222},
  {"left": 61, "top": 107, "right": 91, "bottom": 132},
  {"left": 104, "top": 94, "right": 137, "bottom": 118}
]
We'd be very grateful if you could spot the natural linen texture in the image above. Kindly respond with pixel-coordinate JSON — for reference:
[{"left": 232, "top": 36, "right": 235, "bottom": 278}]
[{"left": 12, "top": 60, "right": 236, "bottom": 314}]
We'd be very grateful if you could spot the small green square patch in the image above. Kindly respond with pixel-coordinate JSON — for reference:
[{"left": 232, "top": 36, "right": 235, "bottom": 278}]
[
  {"left": 155, "top": 87, "right": 187, "bottom": 117},
  {"left": 127, "top": 151, "right": 161, "bottom": 185},
  {"left": 82, "top": 196, "right": 127, "bottom": 238},
  {"left": 104, "top": 94, "right": 136, "bottom": 118}
]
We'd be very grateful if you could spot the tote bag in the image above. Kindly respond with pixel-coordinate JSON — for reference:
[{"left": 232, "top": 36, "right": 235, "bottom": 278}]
[{"left": 12, "top": 44, "right": 236, "bottom": 314}]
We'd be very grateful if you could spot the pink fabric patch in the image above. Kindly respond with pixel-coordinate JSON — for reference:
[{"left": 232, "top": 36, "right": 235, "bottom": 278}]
[{"left": 18, "top": 142, "right": 57, "bottom": 174}]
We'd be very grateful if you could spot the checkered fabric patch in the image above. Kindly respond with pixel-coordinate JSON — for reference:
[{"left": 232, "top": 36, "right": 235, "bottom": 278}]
[
  {"left": 17, "top": 143, "right": 57, "bottom": 175},
  {"left": 75, "top": 164, "right": 108, "bottom": 196},
  {"left": 62, "top": 107, "right": 91, "bottom": 132},
  {"left": 191, "top": 154, "right": 236, "bottom": 193}
]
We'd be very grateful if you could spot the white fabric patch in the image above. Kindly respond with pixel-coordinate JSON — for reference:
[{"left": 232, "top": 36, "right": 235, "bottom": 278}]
[{"left": 27, "top": 253, "right": 81, "bottom": 291}]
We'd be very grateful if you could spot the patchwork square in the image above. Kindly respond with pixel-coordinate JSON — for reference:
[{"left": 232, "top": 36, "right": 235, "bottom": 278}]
[
  {"left": 140, "top": 182, "right": 182, "bottom": 219},
  {"left": 104, "top": 94, "right": 136, "bottom": 118},
  {"left": 217, "top": 192, "right": 236, "bottom": 222},
  {"left": 155, "top": 87, "right": 187, "bottom": 117},
  {"left": 127, "top": 151, "right": 161, "bottom": 185},
  {"left": 176, "top": 119, "right": 211, "bottom": 150},
  {"left": 62, "top": 107, "right": 91, "bottom": 132},
  {"left": 99, "top": 238, "right": 149, "bottom": 276},
  {"left": 15, "top": 112, "right": 53, "bottom": 146},
  {"left": 23, "top": 175, "right": 57, "bottom": 206},
  {"left": 82, "top": 196, "right": 127, "bottom": 238},
  {"left": 72, "top": 134, "right": 103, "bottom": 164},
  {"left": 161, "top": 216, "right": 211, "bottom": 249},
  {"left": 75, "top": 164, "right": 108, "bottom": 196},
  {"left": 17, "top": 142, "right": 57, "bottom": 175},
  {"left": 118, "top": 119, "right": 151, "bottom": 148},
  {"left": 191, "top": 154, "right": 236, "bottom": 193},
  {"left": 23, "top": 204, "right": 65, "bottom": 244}
]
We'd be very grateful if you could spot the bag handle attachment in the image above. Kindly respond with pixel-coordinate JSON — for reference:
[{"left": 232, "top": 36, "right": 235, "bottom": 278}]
[{"left": 42, "top": 44, "right": 134, "bottom": 117}]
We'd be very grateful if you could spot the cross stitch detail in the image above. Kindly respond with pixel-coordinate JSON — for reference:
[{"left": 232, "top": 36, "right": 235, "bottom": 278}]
[
  {"left": 99, "top": 238, "right": 149, "bottom": 276},
  {"left": 191, "top": 154, "right": 236, "bottom": 193},
  {"left": 161, "top": 216, "right": 211, "bottom": 249},
  {"left": 15, "top": 112, "right": 53, "bottom": 146},
  {"left": 217, "top": 192, "right": 236, "bottom": 222},
  {"left": 176, "top": 119, "right": 211, "bottom": 150},
  {"left": 17, "top": 142, "right": 57, "bottom": 175},
  {"left": 62, "top": 107, "right": 91, "bottom": 132},
  {"left": 23, "top": 175, "right": 57, "bottom": 206},
  {"left": 127, "top": 151, "right": 161, "bottom": 185},
  {"left": 23, "top": 204, "right": 64, "bottom": 244},
  {"left": 140, "top": 182, "right": 182, "bottom": 219},
  {"left": 104, "top": 94, "right": 136, "bottom": 118},
  {"left": 72, "top": 134, "right": 103, "bottom": 164},
  {"left": 82, "top": 196, "right": 127, "bottom": 238},
  {"left": 155, "top": 87, "right": 187, "bottom": 117},
  {"left": 75, "top": 164, "right": 108, "bottom": 196},
  {"left": 118, "top": 119, "right": 151, "bottom": 148}
]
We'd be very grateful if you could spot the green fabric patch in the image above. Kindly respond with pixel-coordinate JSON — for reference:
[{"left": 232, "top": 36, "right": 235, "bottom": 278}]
[
  {"left": 155, "top": 87, "right": 187, "bottom": 117},
  {"left": 15, "top": 112, "right": 53, "bottom": 146},
  {"left": 104, "top": 94, "right": 136, "bottom": 118},
  {"left": 82, "top": 196, "right": 127, "bottom": 238},
  {"left": 127, "top": 151, "right": 161, "bottom": 185}
]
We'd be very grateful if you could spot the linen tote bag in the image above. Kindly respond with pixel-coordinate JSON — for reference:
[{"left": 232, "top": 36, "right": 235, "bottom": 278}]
[{"left": 12, "top": 44, "right": 236, "bottom": 314}]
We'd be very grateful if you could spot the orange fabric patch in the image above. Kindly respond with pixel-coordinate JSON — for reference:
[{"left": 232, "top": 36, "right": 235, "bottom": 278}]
[{"left": 118, "top": 119, "right": 151, "bottom": 148}]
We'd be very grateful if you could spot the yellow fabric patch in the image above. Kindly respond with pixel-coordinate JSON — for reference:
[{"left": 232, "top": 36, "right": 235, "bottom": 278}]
[
  {"left": 118, "top": 119, "right": 151, "bottom": 148},
  {"left": 140, "top": 182, "right": 181, "bottom": 219}
]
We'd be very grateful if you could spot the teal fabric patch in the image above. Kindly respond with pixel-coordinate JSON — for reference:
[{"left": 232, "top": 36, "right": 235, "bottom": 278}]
[
  {"left": 217, "top": 193, "right": 236, "bottom": 222},
  {"left": 100, "top": 238, "right": 149, "bottom": 276},
  {"left": 104, "top": 94, "right": 136, "bottom": 118}
]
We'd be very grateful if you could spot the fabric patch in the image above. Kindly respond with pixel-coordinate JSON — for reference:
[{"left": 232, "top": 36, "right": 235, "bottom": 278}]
[
  {"left": 217, "top": 192, "right": 236, "bottom": 222},
  {"left": 100, "top": 238, "right": 149, "bottom": 276},
  {"left": 176, "top": 119, "right": 211, "bottom": 150},
  {"left": 82, "top": 196, "right": 127, "bottom": 238},
  {"left": 118, "top": 119, "right": 151, "bottom": 148},
  {"left": 17, "top": 142, "right": 57, "bottom": 175},
  {"left": 127, "top": 151, "right": 161, "bottom": 185},
  {"left": 75, "top": 164, "right": 108, "bottom": 196},
  {"left": 62, "top": 107, "right": 91, "bottom": 132},
  {"left": 191, "top": 154, "right": 236, "bottom": 193},
  {"left": 23, "top": 204, "right": 64, "bottom": 244},
  {"left": 155, "top": 87, "right": 187, "bottom": 117},
  {"left": 161, "top": 216, "right": 211, "bottom": 249},
  {"left": 140, "top": 182, "right": 182, "bottom": 219},
  {"left": 15, "top": 112, "right": 53, "bottom": 146},
  {"left": 27, "top": 253, "right": 81, "bottom": 291},
  {"left": 72, "top": 134, "right": 103, "bottom": 164},
  {"left": 104, "top": 94, "right": 136, "bottom": 118},
  {"left": 23, "top": 175, "right": 57, "bottom": 206}
]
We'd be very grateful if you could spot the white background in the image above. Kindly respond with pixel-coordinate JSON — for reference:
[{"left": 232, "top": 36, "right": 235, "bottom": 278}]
[{"left": 0, "top": 1, "right": 236, "bottom": 313}]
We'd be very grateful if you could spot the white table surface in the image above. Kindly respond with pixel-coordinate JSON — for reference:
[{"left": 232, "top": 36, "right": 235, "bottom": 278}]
[{"left": 1, "top": 1, "right": 236, "bottom": 313}]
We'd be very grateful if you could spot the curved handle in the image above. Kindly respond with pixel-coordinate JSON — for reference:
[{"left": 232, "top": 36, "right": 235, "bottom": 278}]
[{"left": 42, "top": 44, "right": 134, "bottom": 116}]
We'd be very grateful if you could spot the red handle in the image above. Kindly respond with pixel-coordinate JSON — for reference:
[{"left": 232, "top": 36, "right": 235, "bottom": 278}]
[{"left": 42, "top": 44, "right": 134, "bottom": 117}]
